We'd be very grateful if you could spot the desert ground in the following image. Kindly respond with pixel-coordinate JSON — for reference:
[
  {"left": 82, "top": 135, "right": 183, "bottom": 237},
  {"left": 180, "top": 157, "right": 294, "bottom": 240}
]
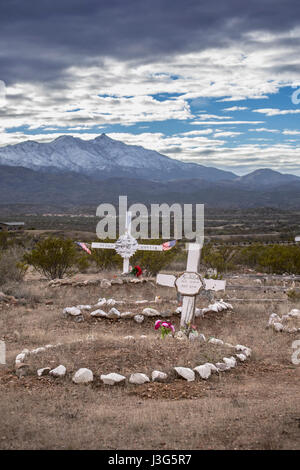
[{"left": 0, "top": 269, "right": 300, "bottom": 450}]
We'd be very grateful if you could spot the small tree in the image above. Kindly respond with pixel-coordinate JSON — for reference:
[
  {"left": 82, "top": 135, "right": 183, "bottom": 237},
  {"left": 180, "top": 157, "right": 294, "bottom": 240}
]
[{"left": 23, "top": 237, "right": 78, "bottom": 279}]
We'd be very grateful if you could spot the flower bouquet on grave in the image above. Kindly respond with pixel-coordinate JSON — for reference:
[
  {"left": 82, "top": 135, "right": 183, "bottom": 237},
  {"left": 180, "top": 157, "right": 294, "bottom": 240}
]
[
  {"left": 154, "top": 319, "right": 175, "bottom": 339},
  {"left": 130, "top": 265, "right": 143, "bottom": 277}
]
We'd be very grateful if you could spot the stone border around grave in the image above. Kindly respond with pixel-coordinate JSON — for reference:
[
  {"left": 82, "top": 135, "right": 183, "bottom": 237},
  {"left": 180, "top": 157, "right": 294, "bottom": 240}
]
[
  {"left": 14, "top": 335, "right": 251, "bottom": 385},
  {"left": 62, "top": 298, "right": 233, "bottom": 323},
  {"left": 49, "top": 277, "right": 152, "bottom": 288},
  {"left": 267, "top": 308, "right": 300, "bottom": 333}
]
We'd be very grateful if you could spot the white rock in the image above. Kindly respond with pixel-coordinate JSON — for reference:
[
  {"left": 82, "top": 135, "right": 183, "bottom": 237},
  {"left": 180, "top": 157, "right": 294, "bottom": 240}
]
[
  {"left": 50, "top": 365, "right": 66, "bottom": 377},
  {"left": 174, "top": 367, "right": 195, "bottom": 381},
  {"left": 152, "top": 370, "right": 168, "bottom": 382},
  {"left": 198, "top": 333, "right": 206, "bottom": 343},
  {"left": 223, "top": 357, "right": 237, "bottom": 368},
  {"left": 135, "top": 300, "right": 148, "bottom": 304},
  {"left": 175, "top": 306, "right": 182, "bottom": 314},
  {"left": 224, "top": 343, "right": 234, "bottom": 348},
  {"left": 288, "top": 309, "right": 300, "bottom": 318},
  {"left": 268, "top": 313, "right": 281, "bottom": 327},
  {"left": 215, "top": 362, "right": 229, "bottom": 371},
  {"left": 142, "top": 307, "right": 160, "bottom": 317},
  {"left": 72, "top": 368, "right": 93, "bottom": 384},
  {"left": 21, "top": 349, "right": 30, "bottom": 355},
  {"left": 204, "top": 362, "right": 219, "bottom": 373},
  {"left": 90, "top": 309, "right": 107, "bottom": 317},
  {"left": 273, "top": 322, "right": 284, "bottom": 332},
  {"left": 45, "top": 344, "right": 54, "bottom": 349},
  {"left": 129, "top": 373, "right": 150, "bottom": 384},
  {"left": 123, "top": 335, "right": 135, "bottom": 341},
  {"left": 76, "top": 305, "right": 91, "bottom": 310},
  {"left": 37, "top": 367, "right": 50, "bottom": 377},
  {"left": 33, "top": 347, "right": 46, "bottom": 354},
  {"left": 15, "top": 353, "right": 26, "bottom": 363},
  {"left": 208, "top": 338, "right": 224, "bottom": 345},
  {"left": 107, "top": 307, "right": 121, "bottom": 319},
  {"left": 236, "top": 353, "right": 247, "bottom": 361},
  {"left": 100, "top": 373, "right": 126, "bottom": 385},
  {"left": 106, "top": 298, "right": 116, "bottom": 306},
  {"left": 96, "top": 298, "right": 107, "bottom": 307},
  {"left": 100, "top": 279, "right": 111, "bottom": 288},
  {"left": 194, "top": 364, "right": 211, "bottom": 379},
  {"left": 140, "top": 335, "right": 147, "bottom": 339},
  {"left": 235, "top": 345, "right": 252, "bottom": 357},
  {"left": 120, "top": 311, "right": 135, "bottom": 319},
  {"left": 134, "top": 314, "right": 144, "bottom": 324},
  {"left": 63, "top": 307, "right": 81, "bottom": 316},
  {"left": 189, "top": 331, "right": 199, "bottom": 341}
]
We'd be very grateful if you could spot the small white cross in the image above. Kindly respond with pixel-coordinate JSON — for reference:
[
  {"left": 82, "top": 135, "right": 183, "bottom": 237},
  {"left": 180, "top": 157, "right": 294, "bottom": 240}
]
[
  {"left": 92, "top": 211, "right": 164, "bottom": 274},
  {"left": 156, "top": 243, "right": 226, "bottom": 328}
]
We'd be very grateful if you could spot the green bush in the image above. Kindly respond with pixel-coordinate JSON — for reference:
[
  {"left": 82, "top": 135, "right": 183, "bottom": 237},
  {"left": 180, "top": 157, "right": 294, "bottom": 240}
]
[
  {"left": 91, "top": 239, "right": 123, "bottom": 270},
  {"left": 0, "top": 248, "right": 27, "bottom": 286},
  {"left": 23, "top": 237, "right": 79, "bottom": 279},
  {"left": 131, "top": 240, "right": 180, "bottom": 276}
]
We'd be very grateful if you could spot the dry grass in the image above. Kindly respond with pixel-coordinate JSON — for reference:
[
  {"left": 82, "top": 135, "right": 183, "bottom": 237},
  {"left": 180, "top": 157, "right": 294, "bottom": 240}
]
[{"left": 0, "top": 274, "right": 300, "bottom": 450}]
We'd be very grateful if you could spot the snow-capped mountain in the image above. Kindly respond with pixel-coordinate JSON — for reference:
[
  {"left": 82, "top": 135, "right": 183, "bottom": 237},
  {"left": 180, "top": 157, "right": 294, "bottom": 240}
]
[{"left": 0, "top": 133, "right": 236, "bottom": 181}]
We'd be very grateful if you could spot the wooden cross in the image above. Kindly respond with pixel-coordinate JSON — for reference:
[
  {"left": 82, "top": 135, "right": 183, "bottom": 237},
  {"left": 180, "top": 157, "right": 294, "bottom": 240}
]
[
  {"left": 156, "top": 243, "right": 226, "bottom": 328},
  {"left": 92, "top": 211, "right": 164, "bottom": 274}
]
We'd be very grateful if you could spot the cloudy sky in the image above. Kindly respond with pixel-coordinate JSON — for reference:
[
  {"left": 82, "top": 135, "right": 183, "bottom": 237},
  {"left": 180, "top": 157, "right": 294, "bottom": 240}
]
[{"left": 1, "top": 0, "right": 300, "bottom": 175}]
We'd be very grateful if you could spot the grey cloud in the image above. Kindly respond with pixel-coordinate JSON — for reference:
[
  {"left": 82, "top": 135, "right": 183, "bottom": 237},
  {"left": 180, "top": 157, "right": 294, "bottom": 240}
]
[{"left": 1, "top": 0, "right": 300, "bottom": 83}]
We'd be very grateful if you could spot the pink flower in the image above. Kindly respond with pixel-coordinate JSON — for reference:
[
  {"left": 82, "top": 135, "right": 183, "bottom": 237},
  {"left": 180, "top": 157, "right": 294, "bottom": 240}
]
[{"left": 154, "top": 320, "right": 162, "bottom": 330}]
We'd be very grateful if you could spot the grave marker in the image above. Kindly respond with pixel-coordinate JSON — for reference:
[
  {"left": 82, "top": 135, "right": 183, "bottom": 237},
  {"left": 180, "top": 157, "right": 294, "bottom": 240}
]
[
  {"left": 92, "top": 212, "right": 164, "bottom": 274},
  {"left": 156, "top": 243, "right": 226, "bottom": 328}
]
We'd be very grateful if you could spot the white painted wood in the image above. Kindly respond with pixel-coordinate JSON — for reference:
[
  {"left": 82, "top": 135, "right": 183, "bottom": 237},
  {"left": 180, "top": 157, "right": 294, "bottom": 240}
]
[
  {"left": 156, "top": 273, "right": 176, "bottom": 287},
  {"left": 156, "top": 242, "right": 226, "bottom": 329},
  {"left": 123, "top": 258, "right": 130, "bottom": 274},
  {"left": 181, "top": 296, "right": 196, "bottom": 327},
  {"left": 92, "top": 211, "right": 163, "bottom": 274},
  {"left": 137, "top": 244, "right": 163, "bottom": 251},
  {"left": 203, "top": 278, "right": 226, "bottom": 291},
  {"left": 186, "top": 243, "right": 201, "bottom": 272},
  {"left": 92, "top": 242, "right": 116, "bottom": 249},
  {"left": 175, "top": 272, "right": 203, "bottom": 296}
]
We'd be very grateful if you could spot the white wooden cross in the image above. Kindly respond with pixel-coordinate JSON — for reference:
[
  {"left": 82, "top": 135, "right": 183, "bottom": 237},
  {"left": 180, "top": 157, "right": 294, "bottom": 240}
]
[
  {"left": 156, "top": 243, "right": 226, "bottom": 328},
  {"left": 92, "top": 211, "right": 164, "bottom": 274}
]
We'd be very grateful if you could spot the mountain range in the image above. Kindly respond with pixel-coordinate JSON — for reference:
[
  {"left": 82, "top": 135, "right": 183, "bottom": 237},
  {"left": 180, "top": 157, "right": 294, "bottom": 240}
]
[{"left": 0, "top": 134, "right": 300, "bottom": 210}]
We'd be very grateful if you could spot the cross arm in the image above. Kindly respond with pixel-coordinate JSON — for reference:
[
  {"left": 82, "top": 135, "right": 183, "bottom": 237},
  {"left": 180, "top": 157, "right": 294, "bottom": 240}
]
[
  {"left": 136, "top": 244, "right": 163, "bottom": 252},
  {"left": 203, "top": 278, "right": 226, "bottom": 291},
  {"left": 91, "top": 242, "right": 116, "bottom": 249},
  {"left": 156, "top": 273, "right": 176, "bottom": 288}
]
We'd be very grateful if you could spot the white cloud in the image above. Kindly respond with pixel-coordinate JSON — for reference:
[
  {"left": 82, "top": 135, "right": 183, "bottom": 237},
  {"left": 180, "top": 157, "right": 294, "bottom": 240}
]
[
  {"left": 283, "top": 129, "right": 300, "bottom": 135},
  {"left": 253, "top": 108, "right": 300, "bottom": 116},
  {"left": 248, "top": 128, "right": 280, "bottom": 133},
  {"left": 223, "top": 106, "right": 248, "bottom": 111}
]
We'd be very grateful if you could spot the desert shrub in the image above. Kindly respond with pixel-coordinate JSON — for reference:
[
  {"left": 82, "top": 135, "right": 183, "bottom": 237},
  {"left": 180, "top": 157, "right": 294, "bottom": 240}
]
[
  {"left": 202, "top": 244, "right": 237, "bottom": 273},
  {"left": 91, "top": 239, "right": 123, "bottom": 270},
  {"left": 0, "top": 232, "right": 14, "bottom": 250},
  {"left": 237, "top": 244, "right": 300, "bottom": 274},
  {"left": 0, "top": 248, "right": 27, "bottom": 285},
  {"left": 23, "top": 237, "right": 78, "bottom": 279},
  {"left": 286, "top": 289, "right": 300, "bottom": 302},
  {"left": 131, "top": 240, "right": 181, "bottom": 276},
  {"left": 75, "top": 254, "right": 91, "bottom": 273}
]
